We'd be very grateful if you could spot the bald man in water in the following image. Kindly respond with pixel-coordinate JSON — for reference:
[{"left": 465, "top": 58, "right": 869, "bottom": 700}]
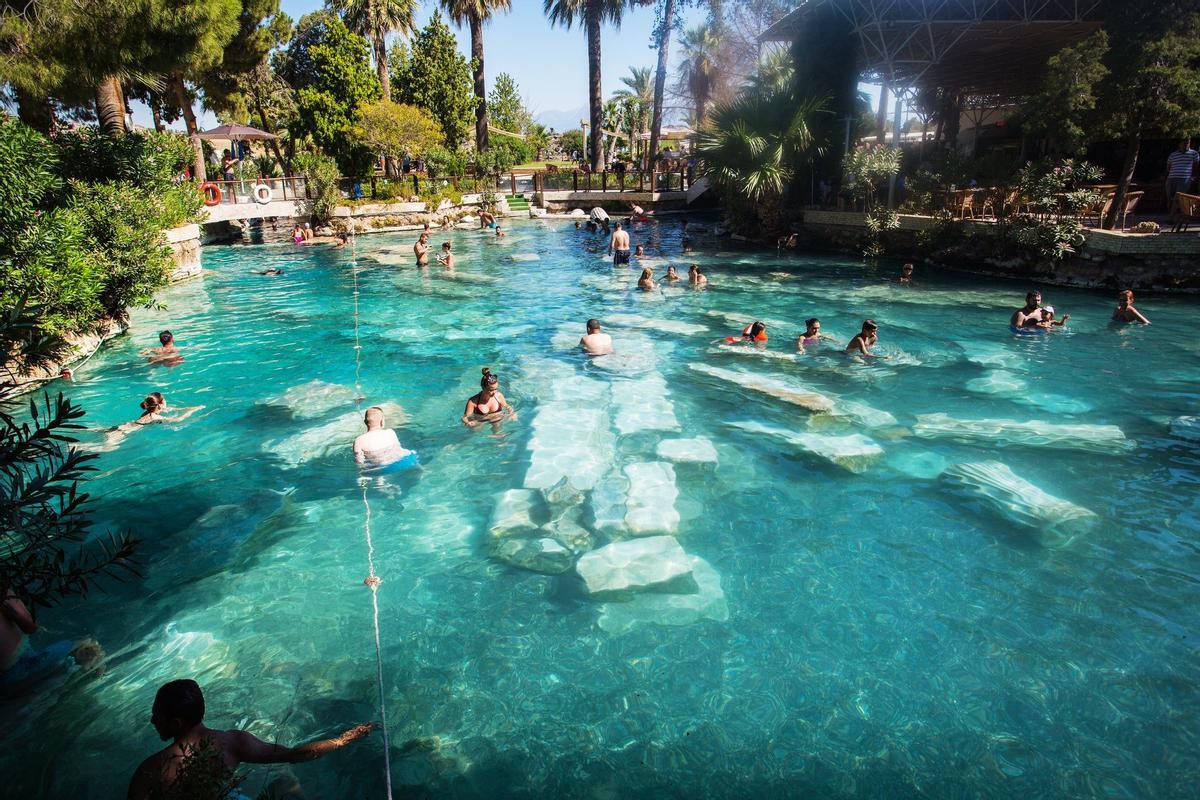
[
  {"left": 352, "top": 406, "right": 411, "bottom": 466},
  {"left": 580, "top": 319, "right": 613, "bottom": 355}
]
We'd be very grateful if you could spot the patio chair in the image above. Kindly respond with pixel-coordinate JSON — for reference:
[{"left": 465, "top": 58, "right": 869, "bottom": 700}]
[
  {"left": 955, "top": 189, "right": 978, "bottom": 220},
  {"left": 1172, "top": 192, "right": 1200, "bottom": 232},
  {"left": 1113, "top": 191, "right": 1143, "bottom": 230},
  {"left": 1080, "top": 192, "right": 1114, "bottom": 227}
]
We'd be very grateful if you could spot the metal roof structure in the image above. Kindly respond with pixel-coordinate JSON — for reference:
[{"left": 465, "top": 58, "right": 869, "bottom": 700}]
[{"left": 760, "top": 0, "right": 1103, "bottom": 97}]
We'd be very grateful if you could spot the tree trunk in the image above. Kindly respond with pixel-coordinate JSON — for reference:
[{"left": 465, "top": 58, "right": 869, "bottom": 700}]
[
  {"left": 942, "top": 89, "right": 961, "bottom": 150},
  {"left": 586, "top": 4, "right": 604, "bottom": 171},
  {"left": 15, "top": 88, "right": 54, "bottom": 134},
  {"left": 1103, "top": 128, "right": 1141, "bottom": 230},
  {"left": 648, "top": 0, "right": 675, "bottom": 168},
  {"left": 375, "top": 34, "right": 390, "bottom": 101},
  {"left": 95, "top": 76, "right": 126, "bottom": 135},
  {"left": 172, "top": 75, "right": 206, "bottom": 181},
  {"left": 471, "top": 14, "right": 488, "bottom": 151},
  {"left": 253, "top": 93, "right": 289, "bottom": 175},
  {"left": 875, "top": 79, "right": 888, "bottom": 143},
  {"left": 151, "top": 103, "right": 165, "bottom": 132}
]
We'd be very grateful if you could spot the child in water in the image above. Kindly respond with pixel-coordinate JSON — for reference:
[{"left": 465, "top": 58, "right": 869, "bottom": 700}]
[{"left": 1034, "top": 307, "right": 1070, "bottom": 329}]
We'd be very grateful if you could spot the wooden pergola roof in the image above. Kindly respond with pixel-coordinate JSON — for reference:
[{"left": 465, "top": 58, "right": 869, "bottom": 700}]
[{"left": 760, "top": 0, "right": 1103, "bottom": 98}]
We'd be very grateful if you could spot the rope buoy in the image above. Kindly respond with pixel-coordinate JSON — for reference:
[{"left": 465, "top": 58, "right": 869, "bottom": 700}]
[
  {"left": 349, "top": 232, "right": 395, "bottom": 799},
  {"left": 252, "top": 183, "right": 273, "bottom": 204},
  {"left": 200, "top": 182, "right": 221, "bottom": 206}
]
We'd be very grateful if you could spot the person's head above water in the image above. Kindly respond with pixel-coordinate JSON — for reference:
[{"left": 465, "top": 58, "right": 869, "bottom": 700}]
[
  {"left": 442, "top": 242, "right": 452, "bottom": 251},
  {"left": 862, "top": 319, "right": 878, "bottom": 333},
  {"left": 587, "top": 319, "right": 601, "bottom": 333},
  {"left": 152, "top": 679, "right": 205, "bottom": 740},
  {"left": 140, "top": 392, "right": 164, "bottom": 412},
  {"left": 901, "top": 263, "right": 914, "bottom": 274},
  {"left": 1118, "top": 289, "right": 1134, "bottom": 306},
  {"left": 666, "top": 265, "right": 678, "bottom": 276},
  {"left": 640, "top": 267, "right": 653, "bottom": 280},
  {"left": 363, "top": 406, "right": 386, "bottom": 430},
  {"left": 159, "top": 330, "right": 174, "bottom": 346},
  {"left": 1025, "top": 290, "right": 1041, "bottom": 308},
  {"left": 805, "top": 317, "right": 820, "bottom": 333},
  {"left": 747, "top": 321, "right": 766, "bottom": 339},
  {"left": 614, "top": 222, "right": 622, "bottom": 231},
  {"left": 480, "top": 367, "right": 499, "bottom": 389}
]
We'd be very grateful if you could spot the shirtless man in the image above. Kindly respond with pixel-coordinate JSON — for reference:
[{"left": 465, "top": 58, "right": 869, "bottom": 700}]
[
  {"left": 479, "top": 210, "right": 496, "bottom": 229},
  {"left": 436, "top": 242, "right": 455, "bottom": 269},
  {"left": 608, "top": 222, "right": 631, "bottom": 267},
  {"left": 1010, "top": 291, "right": 1045, "bottom": 329},
  {"left": 580, "top": 319, "right": 613, "bottom": 355},
  {"left": 141, "top": 330, "right": 183, "bottom": 367},
  {"left": 845, "top": 319, "right": 884, "bottom": 358},
  {"left": 414, "top": 233, "right": 430, "bottom": 266},
  {"left": 126, "top": 679, "right": 377, "bottom": 800},
  {"left": 688, "top": 264, "right": 707, "bottom": 286},
  {"left": 898, "top": 263, "right": 914, "bottom": 284},
  {"left": 352, "top": 406, "right": 412, "bottom": 467}
]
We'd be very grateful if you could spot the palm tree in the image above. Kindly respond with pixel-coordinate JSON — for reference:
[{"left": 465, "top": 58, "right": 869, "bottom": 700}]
[
  {"left": 602, "top": 99, "right": 624, "bottom": 163},
  {"left": 678, "top": 23, "right": 720, "bottom": 126},
  {"left": 612, "top": 65, "right": 653, "bottom": 165},
  {"left": 544, "top": 0, "right": 632, "bottom": 171},
  {"left": 696, "top": 92, "right": 825, "bottom": 203},
  {"left": 330, "top": 0, "right": 417, "bottom": 102},
  {"left": 646, "top": 0, "right": 677, "bottom": 169},
  {"left": 526, "top": 122, "right": 550, "bottom": 160},
  {"left": 441, "top": 0, "right": 512, "bottom": 152}
]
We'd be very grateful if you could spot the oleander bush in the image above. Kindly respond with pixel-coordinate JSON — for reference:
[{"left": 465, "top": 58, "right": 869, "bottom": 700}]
[{"left": 0, "top": 119, "right": 196, "bottom": 339}]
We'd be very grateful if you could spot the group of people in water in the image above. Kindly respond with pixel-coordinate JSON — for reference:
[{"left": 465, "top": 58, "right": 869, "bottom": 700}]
[{"left": 7, "top": 211, "right": 1163, "bottom": 797}]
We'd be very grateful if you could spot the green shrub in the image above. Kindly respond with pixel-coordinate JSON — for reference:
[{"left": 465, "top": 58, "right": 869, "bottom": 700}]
[
  {"left": 424, "top": 145, "right": 467, "bottom": 178},
  {"left": 0, "top": 118, "right": 63, "bottom": 230},
  {"left": 57, "top": 128, "right": 192, "bottom": 191},
  {"left": 294, "top": 151, "right": 341, "bottom": 222}
]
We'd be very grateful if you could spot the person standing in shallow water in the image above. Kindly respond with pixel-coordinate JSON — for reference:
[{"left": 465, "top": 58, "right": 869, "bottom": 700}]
[
  {"left": 608, "top": 222, "right": 631, "bottom": 266},
  {"left": 898, "top": 263, "right": 914, "bottom": 284},
  {"left": 1113, "top": 289, "right": 1151, "bottom": 324},
  {"left": 414, "top": 232, "right": 429, "bottom": 267},
  {"left": 580, "top": 318, "right": 613, "bottom": 355},
  {"left": 353, "top": 406, "right": 412, "bottom": 467},
  {"left": 126, "top": 679, "right": 377, "bottom": 799},
  {"left": 1010, "top": 290, "right": 1044, "bottom": 329},
  {"left": 462, "top": 368, "right": 516, "bottom": 427}
]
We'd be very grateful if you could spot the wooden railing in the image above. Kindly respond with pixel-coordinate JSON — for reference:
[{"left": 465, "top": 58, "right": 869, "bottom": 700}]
[{"left": 199, "top": 166, "right": 695, "bottom": 207}]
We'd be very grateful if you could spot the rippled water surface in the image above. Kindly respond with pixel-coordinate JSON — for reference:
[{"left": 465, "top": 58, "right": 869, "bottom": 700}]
[{"left": 4, "top": 219, "right": 1199, "bottom": 798}]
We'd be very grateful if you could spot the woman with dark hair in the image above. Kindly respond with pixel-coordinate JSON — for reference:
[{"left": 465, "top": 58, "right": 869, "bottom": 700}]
[
  {"left": 462, "top": 368, "right": 516, "bottom": 427},
  {"left": 97, "top": 393, "right": 203, "bottom": 451}
]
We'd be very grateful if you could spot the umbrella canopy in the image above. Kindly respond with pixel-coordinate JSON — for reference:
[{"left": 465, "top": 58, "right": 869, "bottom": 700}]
[{"left": 197, "top": 123, "right": 278, "bottom": 141}]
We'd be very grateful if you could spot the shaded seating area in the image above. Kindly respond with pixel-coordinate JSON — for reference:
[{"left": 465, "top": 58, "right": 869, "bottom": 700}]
[{"left": 1172, "top": 192, "right": 1200, "bottom": 232}]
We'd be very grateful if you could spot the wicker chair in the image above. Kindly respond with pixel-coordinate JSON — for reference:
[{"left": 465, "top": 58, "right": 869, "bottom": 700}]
[{"left": 1173, "top": 192, "right": 1200, "bottom": 232}]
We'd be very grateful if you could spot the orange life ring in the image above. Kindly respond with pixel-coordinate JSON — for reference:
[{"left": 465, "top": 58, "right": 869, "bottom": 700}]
[{"left": 200, "top": 182, "right": 221, "bottom": 206}]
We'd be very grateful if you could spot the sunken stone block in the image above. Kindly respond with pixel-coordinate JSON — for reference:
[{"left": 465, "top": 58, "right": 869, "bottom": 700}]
[{"left": 575, "top": 536, "right": 697, "bottom": 600}]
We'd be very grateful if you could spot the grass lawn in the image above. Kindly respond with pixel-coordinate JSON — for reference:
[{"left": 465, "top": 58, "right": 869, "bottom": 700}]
[{"left": 513, "top": 160, "right": 576, "bottom": 170}]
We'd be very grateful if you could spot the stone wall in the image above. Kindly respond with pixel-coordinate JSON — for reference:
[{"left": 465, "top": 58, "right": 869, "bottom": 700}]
[
  {"left": 797, "top": 210, "right": 1200, "bottom": 292},
  {"left": 165, "top": 223, "right": 202, "bottom": 282}
]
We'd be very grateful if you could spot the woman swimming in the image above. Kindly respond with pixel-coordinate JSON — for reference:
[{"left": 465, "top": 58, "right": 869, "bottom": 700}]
[
  {"left": 797, "top": 318, "right": 832, "bottom": 348},
  {"left": 663, "top": 265, "right": 680, "bottom": 282},
  {"left": 99, "top": 393, "right": 203, "bottom": 450},
  {"left": 688, "top": 264, "right": 707, "bottom": 286},
  {"left": 462, "top": 368, "right": 516, "bottom": 427},
  {"left": 1112, "top": 289, "right": 1151, "bottom": 324},
  {"left": 637, "top": 268, "right": 657, "bottom": 291}
]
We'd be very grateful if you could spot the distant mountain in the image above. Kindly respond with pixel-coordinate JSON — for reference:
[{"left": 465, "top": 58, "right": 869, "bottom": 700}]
[{"left": 534, "top": 106, "right": 589, "bottom": 134}]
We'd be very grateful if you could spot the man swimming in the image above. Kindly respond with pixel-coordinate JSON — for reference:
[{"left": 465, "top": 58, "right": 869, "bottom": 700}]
[
  {"left": 141, "top": 330, "right": 183, "bottom": 366},
  {"left": 1011, "top": 291, "right": 1045, "bottom": 329},
  {"left": 414, "top": 233, "right": 430, "bottom": 266},
  {"left": 580, "top": 318, "right": 613, "bottom": 355},
  {"left": 899, "top": 263, "right": 914, "bottom": 284},
  {"left": 608, "top": 222, "right": 631, "bottom": 266},
  {"left": 845, "top": 319, "right": 884, "bottom": 358},
  {"left": 126, "top": 679, "right": 377, "bottom": 800},
  {"left": 352, "top": 406, "right": 412, "bottom": 467}
]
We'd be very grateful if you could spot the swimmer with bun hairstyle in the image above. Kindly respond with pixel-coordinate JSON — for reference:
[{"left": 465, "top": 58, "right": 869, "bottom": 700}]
[{"left": 462, "top": 368, "right": 517, "bottom": 428}]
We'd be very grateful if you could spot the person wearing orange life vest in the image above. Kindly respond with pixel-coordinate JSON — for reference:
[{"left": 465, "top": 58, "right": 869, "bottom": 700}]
[{"left": 720, "top": 321, "right": 767, "bottom": 345}]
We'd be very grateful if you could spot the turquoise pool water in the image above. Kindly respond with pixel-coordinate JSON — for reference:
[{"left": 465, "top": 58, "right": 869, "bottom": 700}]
[{"left": 3, "top": 219, "right": 1199, "bottom": 798}]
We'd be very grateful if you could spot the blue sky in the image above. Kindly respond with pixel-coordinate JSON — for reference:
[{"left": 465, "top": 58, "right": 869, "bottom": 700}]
[{"left": 133, "top": 0, "right": 710, "bottom": 132}]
